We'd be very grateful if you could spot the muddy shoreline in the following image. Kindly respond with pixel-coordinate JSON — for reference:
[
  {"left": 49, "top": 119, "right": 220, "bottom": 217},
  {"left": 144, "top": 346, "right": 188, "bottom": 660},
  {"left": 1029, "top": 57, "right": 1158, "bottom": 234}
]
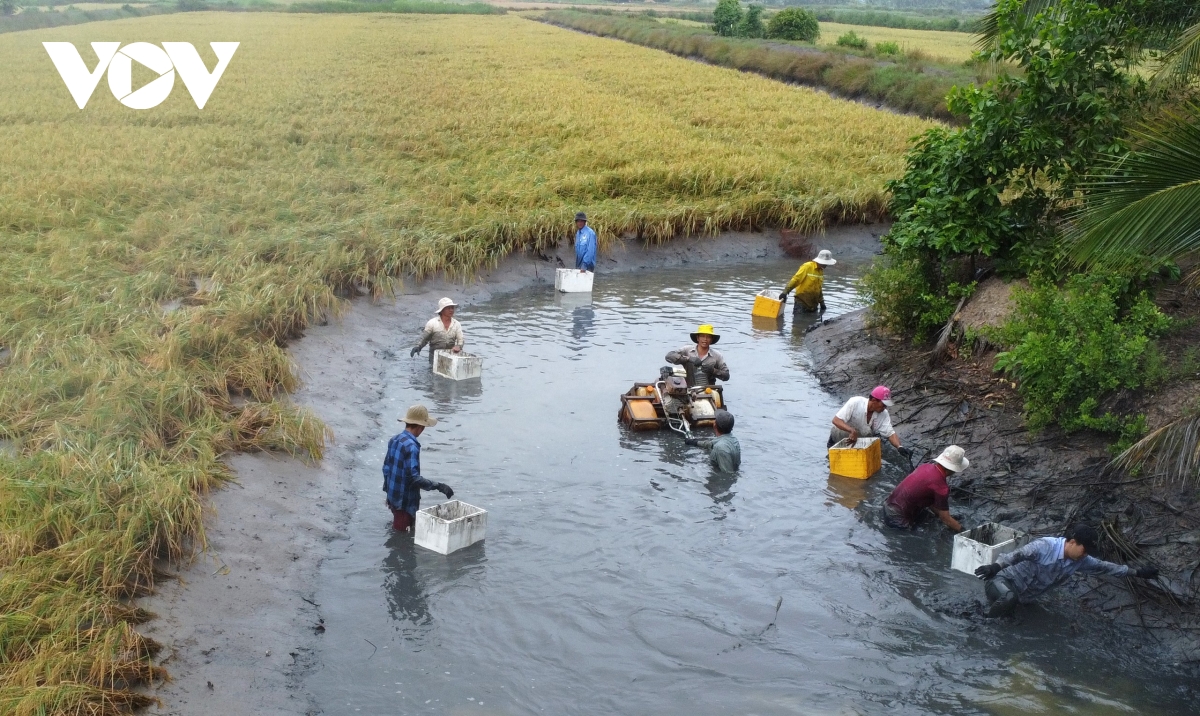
[
  {"left": 807, "top": 310, "right": 1200, "bottom": 665},
  {"left": 137, "top": 225, "right": 886, "bottom": 714}
]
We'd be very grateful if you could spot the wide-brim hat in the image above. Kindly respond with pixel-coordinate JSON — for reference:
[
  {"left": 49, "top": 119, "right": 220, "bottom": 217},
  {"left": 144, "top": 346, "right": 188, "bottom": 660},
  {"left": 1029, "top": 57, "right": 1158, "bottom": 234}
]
[
  {"left": 689, "top": 324, "right": 720, "bottom": 344},
  {"left": 400, "top": 404, "right": 438, "bottom": 427},
  {"left": 435, "top": 297, "right": 458, "bottom": 314},
  {"left": 934, "top": 445, "right": 969, "bottom": 472},
  {"left": 814, "top": 249, "right": 836, "bottom": 266}
]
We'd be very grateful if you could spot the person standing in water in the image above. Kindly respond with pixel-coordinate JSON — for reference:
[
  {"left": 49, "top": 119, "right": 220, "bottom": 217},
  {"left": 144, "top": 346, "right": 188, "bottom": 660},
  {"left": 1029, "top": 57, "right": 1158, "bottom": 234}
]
[
  {"left": 573, "top": 212, "right": 597, "bottom": 272},
  {"left": 382, "top": 405, "right": 454, "bottom": 533},
  {"left": 685, "top": 409, "right": 741, "bottom": 472},
  {"left": 666, "top": 324, "right": 730, "bottom": 388},
  {"left": 411, "top": 297, "right": 464, "bottom": 357},
  {"left": 779, "top": 249, "right": 836, "bottom": 313}
]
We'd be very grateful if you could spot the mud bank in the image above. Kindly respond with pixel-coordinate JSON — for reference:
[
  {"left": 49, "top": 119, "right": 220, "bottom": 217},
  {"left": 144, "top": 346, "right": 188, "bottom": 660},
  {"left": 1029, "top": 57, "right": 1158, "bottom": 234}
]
[
  {"left": 806, "top": 310, "right": 1200, "bottom": 664},
  {"left": 137, "top": 226, "right": 885, "bottom": 714}
]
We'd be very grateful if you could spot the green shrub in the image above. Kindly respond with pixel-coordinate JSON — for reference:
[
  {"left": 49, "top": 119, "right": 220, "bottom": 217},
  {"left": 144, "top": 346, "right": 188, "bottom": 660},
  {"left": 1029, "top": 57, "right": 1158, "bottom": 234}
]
[
  {"left": 875, "top": 41, "right": 901, "bottom": 55},
  {"left": 860, "top": 255, "right": 974, "bottom": 342},
  {"left": 836, "top": 31, "right": 868, "bottom": 50},
  {"left": 766, "top": 7, "right": 819, "bottom": 42},
  {"left": 712, "top": 0, "right": 741, "bottom": 37},
  {"left": 738, "top": 4, "right": 765, "bottom": 39},
  {"left": 991, "top": 274, "right": 1171, "bottom": 434}
]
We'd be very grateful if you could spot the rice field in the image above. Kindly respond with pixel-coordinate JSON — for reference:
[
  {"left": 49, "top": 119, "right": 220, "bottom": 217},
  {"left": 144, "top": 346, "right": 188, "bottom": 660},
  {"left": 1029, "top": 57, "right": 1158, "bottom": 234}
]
[
  {"left": 0, "top": 11, "right": 931, "bottom": 713},
  {"left": 819, "top": 21, "right": 979, "bottom": 63}
]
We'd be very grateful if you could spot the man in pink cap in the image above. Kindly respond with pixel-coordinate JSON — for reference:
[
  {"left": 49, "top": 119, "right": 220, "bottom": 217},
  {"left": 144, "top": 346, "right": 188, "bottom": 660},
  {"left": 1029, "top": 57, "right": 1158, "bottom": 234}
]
[{"left": 829, "top": 385, "right": 907, "bottom": 454}]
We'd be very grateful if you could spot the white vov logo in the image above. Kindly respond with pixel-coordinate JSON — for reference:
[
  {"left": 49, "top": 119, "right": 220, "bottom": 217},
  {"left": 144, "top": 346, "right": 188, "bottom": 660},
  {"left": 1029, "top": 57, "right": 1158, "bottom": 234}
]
[{"left": 43, "top": 42, "right": 239, "bottom": 110}]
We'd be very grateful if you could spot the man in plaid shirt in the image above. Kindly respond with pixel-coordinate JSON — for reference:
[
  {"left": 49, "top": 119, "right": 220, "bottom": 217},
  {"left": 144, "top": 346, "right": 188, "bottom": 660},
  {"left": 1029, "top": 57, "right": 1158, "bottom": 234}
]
[{"left": 383, "top": 404, "right": 454, "bottom": 532}]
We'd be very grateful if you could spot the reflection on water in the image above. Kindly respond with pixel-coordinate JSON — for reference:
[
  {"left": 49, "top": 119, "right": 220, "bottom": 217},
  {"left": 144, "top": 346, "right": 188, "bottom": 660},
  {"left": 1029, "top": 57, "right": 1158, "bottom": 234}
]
[{"left": 307, "top": 256, "right": 1197, "bottom": 715}]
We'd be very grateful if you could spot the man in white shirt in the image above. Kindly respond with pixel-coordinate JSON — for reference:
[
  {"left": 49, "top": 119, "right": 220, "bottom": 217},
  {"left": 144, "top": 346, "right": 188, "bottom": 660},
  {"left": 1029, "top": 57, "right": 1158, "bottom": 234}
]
[{"left": 829, "top": 385, "right": 906, "bottom": 452}]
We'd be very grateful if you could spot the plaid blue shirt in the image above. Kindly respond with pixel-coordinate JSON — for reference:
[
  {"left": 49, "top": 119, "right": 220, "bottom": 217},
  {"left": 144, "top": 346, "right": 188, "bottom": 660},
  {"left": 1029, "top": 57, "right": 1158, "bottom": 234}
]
[{"left": 382, "top": 431, "right": 437, "bottom": 515}]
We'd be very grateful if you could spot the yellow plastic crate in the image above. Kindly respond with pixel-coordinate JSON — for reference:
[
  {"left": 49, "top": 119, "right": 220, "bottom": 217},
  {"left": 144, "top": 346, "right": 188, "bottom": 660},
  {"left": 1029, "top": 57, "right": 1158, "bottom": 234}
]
[
  {"left": 828, "top": 437, "right": 882, "bottom": 479},
  {"left": 752, "top": 290, "right": 784, "bottom": 318}
]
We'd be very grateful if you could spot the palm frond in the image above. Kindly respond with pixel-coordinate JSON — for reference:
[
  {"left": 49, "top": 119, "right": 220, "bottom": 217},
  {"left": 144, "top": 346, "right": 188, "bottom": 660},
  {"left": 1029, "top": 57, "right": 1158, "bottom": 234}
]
[
  {"left": 975, "top": 0, "right": 1055, "bottom": 51},
  {"left": 1152, "top": 20, "right": 1200, "bottom": 88},
  {"left": 1067, "top": 106, "right": 1200, "bottom": 272},
  {"left": 1110, "top": 414, "right": 1200, "bottom": 485}
]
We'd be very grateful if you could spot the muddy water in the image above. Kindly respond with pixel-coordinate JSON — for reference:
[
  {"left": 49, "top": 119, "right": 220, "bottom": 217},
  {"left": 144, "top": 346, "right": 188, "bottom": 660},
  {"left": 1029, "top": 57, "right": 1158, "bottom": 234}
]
[{"left": 306, "top": 258, "right": 1196, "bottom": 715}]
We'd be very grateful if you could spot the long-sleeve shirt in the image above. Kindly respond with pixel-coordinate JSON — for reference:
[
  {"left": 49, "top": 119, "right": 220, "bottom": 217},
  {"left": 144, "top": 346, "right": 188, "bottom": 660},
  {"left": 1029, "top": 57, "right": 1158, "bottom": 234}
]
[
  {"left": 995, "top": 536, "right": 1136, "bottom": 603},
  {"left": 665, "top": 345, "right": 730, "bottom": 387},
  {"left": 574, "top": 226, "right": 597, "bottom": 271},
  {"left": 382, "top": 431, "right": 438, "bottom": 515},
  {"left": 783, "top": 261, "right": 824, "bottom": 310},
  {"left": 697, "top": 434, "right": 741, "bottom": 472},
  {"left": 414, "top": 316, "right": 464, "bottom": 354}
]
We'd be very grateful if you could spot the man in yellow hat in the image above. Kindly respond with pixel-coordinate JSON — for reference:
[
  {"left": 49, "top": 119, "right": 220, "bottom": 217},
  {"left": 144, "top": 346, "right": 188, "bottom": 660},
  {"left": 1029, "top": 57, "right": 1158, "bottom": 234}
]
[
  {"left": 778, "top": 249, "right": 836, "bottom": 313},
  {"left": 383, "top": 404, "right": 454, "bottom": 532},
  {"left": 666, "top": 324, "right": 730, "bottom": 387}
]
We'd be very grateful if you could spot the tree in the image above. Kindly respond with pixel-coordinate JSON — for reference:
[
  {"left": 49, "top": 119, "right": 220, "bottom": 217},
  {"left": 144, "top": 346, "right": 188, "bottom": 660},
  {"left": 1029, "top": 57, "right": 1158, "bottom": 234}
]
[
  {"left": 1, "top": 0, "right": 16, "bottom": 16},
  {"left": 767, "top": 7, "right": 819, "bottom": 42},
  {"left": 712, "top": 0, "right": 742, "bottom": 38},
  {"left": 738, "top": 4, "right": 765, "bottom": 39}
]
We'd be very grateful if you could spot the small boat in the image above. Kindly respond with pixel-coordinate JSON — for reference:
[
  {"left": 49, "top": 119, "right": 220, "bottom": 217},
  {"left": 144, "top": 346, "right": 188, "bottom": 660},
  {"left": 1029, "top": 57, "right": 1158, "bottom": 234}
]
[{"left": 618, "top": 366, "right": 726, "bottom": 438}]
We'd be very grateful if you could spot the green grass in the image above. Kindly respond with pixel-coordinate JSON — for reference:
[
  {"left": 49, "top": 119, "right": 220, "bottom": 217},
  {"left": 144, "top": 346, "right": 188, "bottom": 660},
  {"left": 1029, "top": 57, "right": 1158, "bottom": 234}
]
[
  {"left": 544, "top": 9, "right": 978, "bottom": 121},
  {"left": 0, "top": 11, "right": 931, "bottom": 713}
]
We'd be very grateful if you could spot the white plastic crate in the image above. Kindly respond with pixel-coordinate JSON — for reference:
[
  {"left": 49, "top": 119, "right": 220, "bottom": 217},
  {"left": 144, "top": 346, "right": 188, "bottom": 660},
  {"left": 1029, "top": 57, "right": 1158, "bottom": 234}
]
[
  {"left": 555, "top": 268, "right": 594, "bottom": 293},
  {"left": 414, "top": 500, "right": 487, "bottom": 555},
  {"left": 432, "top": 350, "right": 482, "bottom": 381},
  {"left": 951, "top": 522, "right": 1030, "bottom": 575}
]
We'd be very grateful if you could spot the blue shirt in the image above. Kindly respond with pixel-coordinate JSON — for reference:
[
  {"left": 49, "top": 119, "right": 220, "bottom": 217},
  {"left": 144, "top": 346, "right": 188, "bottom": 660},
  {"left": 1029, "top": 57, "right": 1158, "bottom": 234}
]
[
  {"left": 574, "top": 225, "right": 597, "bottom": 271},
  {"left": 995, "top": 536, "right": 1134, "bottom": 603},
  {"left": 382, "top": 431, "right": 437, "bottom": 515}
]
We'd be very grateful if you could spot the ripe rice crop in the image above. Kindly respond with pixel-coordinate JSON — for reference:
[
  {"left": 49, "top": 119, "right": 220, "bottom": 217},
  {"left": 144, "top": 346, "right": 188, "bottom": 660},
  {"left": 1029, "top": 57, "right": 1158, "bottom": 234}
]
[{"left": 0, "top": 11, "right": 931, "bottom": 713}]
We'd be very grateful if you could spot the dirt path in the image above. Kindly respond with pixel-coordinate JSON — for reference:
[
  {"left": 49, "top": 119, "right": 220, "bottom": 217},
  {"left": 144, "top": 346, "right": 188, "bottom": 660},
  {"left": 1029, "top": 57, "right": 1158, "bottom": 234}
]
[{"left": 137, "top": 225, "right": 886, "bottom": 714}]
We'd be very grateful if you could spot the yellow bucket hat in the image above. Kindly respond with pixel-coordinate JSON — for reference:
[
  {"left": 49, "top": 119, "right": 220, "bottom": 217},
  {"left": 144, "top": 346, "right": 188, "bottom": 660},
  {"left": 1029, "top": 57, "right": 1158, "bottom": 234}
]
[{"left": 689, "top": 324, "right": 720, "bottom": 344}]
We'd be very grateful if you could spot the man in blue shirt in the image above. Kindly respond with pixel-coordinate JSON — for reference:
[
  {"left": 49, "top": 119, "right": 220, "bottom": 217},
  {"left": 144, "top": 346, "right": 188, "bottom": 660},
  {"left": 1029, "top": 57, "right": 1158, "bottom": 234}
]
[
  {"left": 383, "top": 404, "right": 454, "bottom": 532},
  {"left": 573, "top": 212, "right": 597, "bottom": 272},
  {"left": 974, "top": 524, "right": 1159, "bottom": 617}
]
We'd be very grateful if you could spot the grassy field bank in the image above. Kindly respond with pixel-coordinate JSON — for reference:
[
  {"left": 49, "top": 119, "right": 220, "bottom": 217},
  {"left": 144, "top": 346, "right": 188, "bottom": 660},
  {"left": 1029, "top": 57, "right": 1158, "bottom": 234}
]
[
  {"left": 817, "top": 21, "right": 978, "bottom": 64},
  {"left": 0, "top": 11, "right": 930, "bottom": 712},
  {"left": 544, "top": 10, "right": 974, "bottom": 120}
]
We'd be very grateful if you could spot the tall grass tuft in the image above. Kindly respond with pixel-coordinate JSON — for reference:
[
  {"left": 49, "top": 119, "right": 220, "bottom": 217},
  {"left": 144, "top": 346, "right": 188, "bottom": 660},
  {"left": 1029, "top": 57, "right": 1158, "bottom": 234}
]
[{"left": 0, "top": 13, "right": 931, "bottom": 712}]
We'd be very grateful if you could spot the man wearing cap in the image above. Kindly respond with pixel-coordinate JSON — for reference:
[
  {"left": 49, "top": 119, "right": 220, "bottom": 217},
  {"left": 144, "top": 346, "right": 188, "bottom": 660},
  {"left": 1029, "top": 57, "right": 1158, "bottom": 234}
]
[
  {"left": 778, "top": 249, "right": 836, "bottom": 313},
  {"left": 883, "top": 445, "right": 967, "bottom": 531},
  {"left": 573, "top": 212, "right": 597, "bottom": 273},
  {"left": 382, "top": 404, "right": 455, "bottom": 532},
  {"left": 666, "top": 324, "right": 730, "bottom": 388},
  {"left": 974, "top": 525, "right": 1160, "bottom": 617},
  {"left": 829, "top": 385, "right": 906, "bottom": 452},
  {"left": 411, "top": 297, "right": 464, "bottom": 357}
]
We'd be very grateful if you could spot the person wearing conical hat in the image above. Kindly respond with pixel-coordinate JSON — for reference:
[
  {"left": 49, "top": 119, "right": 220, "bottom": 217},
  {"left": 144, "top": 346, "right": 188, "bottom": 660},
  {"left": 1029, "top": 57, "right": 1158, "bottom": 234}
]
[
  {"left": 411, "top": 297, "right": 464, "bottom": 358},
  {"left": 883, "top": 445, "right": 969, "bottom": 532},
  {"left": 666, "top": 324, "right": 730, "bottom": 388},
  {"left": 778, "top": 249, "right": 836, "bottom": 313},
  {"left": 383, "top": 404, "right": 454, "bottom": 533}
]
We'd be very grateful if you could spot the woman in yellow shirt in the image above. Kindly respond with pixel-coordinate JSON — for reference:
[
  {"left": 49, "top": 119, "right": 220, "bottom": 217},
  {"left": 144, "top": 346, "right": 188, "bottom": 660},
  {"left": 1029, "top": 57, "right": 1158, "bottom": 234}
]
[{"left": 779, "top": 249, "right": 835, "bottom": 313}]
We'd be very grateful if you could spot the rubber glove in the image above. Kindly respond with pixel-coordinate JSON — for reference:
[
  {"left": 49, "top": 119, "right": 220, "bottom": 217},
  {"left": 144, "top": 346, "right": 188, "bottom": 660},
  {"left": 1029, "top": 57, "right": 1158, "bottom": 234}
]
[
  {"left": 436, "top": 483, "right": 454, "bottom": 499},
  {"left": 975, "top": 564, "right": 1001, "bottom": 580},
  {"left": 410, "top": 346, "right": 421, "bottom": 357},
  {"left": 1136, "top": 566, "right": 1159, "bottom": 580},
  {"left": 818, "top": 301, "right": 827, "bottom": 312},
  {"left": 897, "top": 446, "right": 913, "bottom": 457},
  {"left": 684, "top": 437, "right": 699, "bottom": 447},
  {"left": 778, "top": 292, "right": 788, "bottom": 304}
]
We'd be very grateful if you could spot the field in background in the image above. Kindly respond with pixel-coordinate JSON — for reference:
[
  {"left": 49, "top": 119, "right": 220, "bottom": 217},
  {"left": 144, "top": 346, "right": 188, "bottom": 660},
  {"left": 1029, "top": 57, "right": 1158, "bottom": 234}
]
[
  {"left": 0, "top": 11, "right": 931, "bottom": 713},
  {"left": 818, "top": 21, "right": 978, "bottom": 63}
]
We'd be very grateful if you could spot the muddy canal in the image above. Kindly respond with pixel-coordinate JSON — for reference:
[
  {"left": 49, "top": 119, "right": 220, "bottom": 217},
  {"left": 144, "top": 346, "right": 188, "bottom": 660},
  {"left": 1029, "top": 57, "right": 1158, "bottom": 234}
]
[{"left": 305, "top": 258, "right": 1196, "bottom": 714}]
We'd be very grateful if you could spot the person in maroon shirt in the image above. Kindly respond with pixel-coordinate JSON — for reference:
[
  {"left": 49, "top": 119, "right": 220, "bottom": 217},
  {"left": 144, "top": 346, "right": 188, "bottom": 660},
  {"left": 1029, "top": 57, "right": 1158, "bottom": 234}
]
[{"left": 883, "top": 445, "right": 969, "bottom": 531}]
